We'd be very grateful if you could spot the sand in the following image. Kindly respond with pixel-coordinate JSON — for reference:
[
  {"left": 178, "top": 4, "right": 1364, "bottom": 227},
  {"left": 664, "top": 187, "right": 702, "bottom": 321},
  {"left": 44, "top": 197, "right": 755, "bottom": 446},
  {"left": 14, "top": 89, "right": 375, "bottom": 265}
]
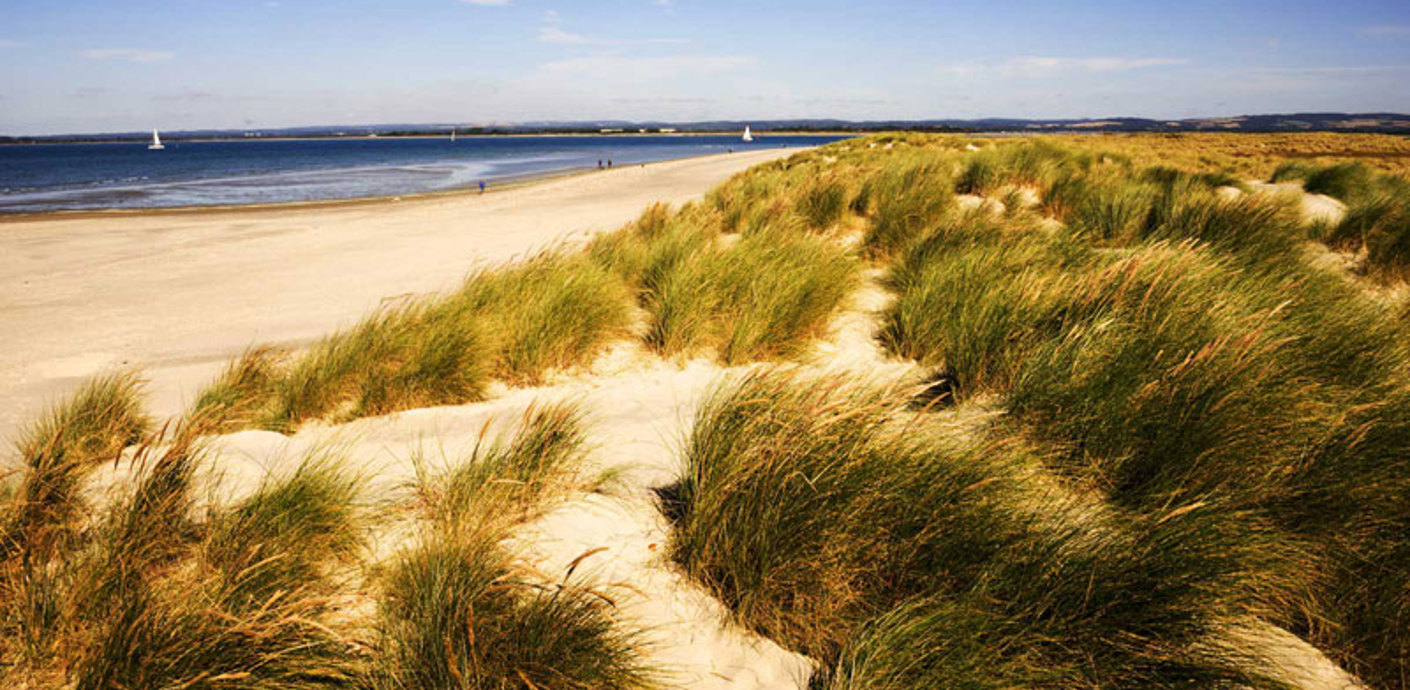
[
  {"left": 1247, "top": 180, "right": 1348, "bottom": 224},
  {"left": 89, "top": 250, "right": 1358, "bottom": 690},
  {"left": 0, "top": 148, "right": 796, "bottom": 448},
  {"left": 101, "top": 353, "right": 814, "bottom": 690},
  {"left": 14, "top": 148, "right": 1369, "bottom": 689}
]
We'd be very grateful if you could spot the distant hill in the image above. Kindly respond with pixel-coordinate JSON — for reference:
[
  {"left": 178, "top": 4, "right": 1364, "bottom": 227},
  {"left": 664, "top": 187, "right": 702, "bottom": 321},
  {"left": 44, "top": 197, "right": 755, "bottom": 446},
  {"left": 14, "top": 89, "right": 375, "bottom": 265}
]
[{"left": 5, "top": 113, "right": 1409, "bottom": 143}]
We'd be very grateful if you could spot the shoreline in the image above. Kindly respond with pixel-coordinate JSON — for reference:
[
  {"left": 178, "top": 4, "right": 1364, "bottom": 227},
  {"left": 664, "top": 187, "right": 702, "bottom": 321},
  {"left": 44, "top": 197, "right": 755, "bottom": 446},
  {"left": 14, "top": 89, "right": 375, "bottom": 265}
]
[
  {"left": 0, "top": 141, "right": 834, "bottom": 222},
  {"left": 0, "top": 131, "right": 852, "bottom": 146},
  {"left": 0, "top": 146, "right": 805, "bottom": 447},
  {"left": 0, "top": 163, "right": 596, "bottom": 223}
]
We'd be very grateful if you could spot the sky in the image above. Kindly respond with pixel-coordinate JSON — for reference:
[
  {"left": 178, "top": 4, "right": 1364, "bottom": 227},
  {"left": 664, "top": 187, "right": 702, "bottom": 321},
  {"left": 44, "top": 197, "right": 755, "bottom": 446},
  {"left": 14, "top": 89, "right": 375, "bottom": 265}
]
[{"left": 1, "top": 0, "right": 1408, "bottom": 135}]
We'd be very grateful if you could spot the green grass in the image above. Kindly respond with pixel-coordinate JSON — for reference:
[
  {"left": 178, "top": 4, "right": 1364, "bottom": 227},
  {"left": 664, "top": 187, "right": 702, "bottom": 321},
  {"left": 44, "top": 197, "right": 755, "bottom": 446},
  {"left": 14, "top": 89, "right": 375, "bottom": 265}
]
[
  {"left": 2, "top": 383, "right": 651, "bottom": 686},
  {"left": 1321, "top": 174, "right": 1410, "bottom": 278},
  {"left": 450, "top": 250, "right": 633, "bottom": 384},
  {"left": 190, "top": 346, "right": 282, "bottom": 432},
  {"left": 1006, "top": 248, "right": 1316, "bottom": 504},
  {"left": 879, "top": 226, "right": 1069, "bottom": 396},
  {"left": 372, "top": 530, "right": 652, "bottom": 690},
  {"left": 76, "top": 575, "right": 363, "bottom": 690},
  {"left": 414, "top": 402, "right": 589, "bottom": 532},
  {"left": 668, "top": 372, "right": 1293, "bottom": 688},
  {"left": 863, "top": 135, "right": 1410, "bottom": 686},
  {"left": 266, "top": 301, "right": 487, "bottom": 432},
  {"left": 371, "top": 403, "right": 655, "bottom": 690},
  {"left": 592, "top": 204, "right": 858, "bottom": 363},
  {"left": 863, "top": 154, "right": 957, "bottom": 258},
  {"left": 795, "top": 174, "right": 850, "bottom": 231},
  {"left": 193, "top": 250, "right": 631, "bottom": 433},
  {"left": 1065, "top": 174, "right": 1158, "bottom": 243},
  {"left": 707, "top": 162, "right": 789, "bottom": 233},
  {"left": 1143, "top": 182, "right": 1301, "bottom": 263},
  {"left": 2, "top": 372, "right": 151, "bottom": 560},
  {"left": 201, "top": 453, "right": 364, "bottom": 608},
  {"left": 6, "top": 410, "right": 369, "bottom": 689},
  {"left": 1302, "top": 162, "right": 1377, "bottom": 203},
  {"left": 1269, "top": 161, "right": 1316, "bottom": 183},
  {"left": 16, "top": 134, "right": 1410, "bottom": 688}
]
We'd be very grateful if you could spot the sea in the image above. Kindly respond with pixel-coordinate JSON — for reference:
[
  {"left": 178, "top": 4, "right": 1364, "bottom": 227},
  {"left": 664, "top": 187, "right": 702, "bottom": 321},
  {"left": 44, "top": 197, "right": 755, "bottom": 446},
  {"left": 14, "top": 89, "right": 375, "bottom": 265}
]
[{"left": 0, "top": 134, "right": 846, "bottom": 213}]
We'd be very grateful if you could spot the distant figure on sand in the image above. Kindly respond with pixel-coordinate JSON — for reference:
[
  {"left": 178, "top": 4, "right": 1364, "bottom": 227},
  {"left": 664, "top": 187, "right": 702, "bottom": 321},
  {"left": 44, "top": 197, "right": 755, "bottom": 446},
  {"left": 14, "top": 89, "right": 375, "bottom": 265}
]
[
  {"left": 608, "top": 159, "right": 613, "bottom": 168},
  {"left": 598, "top": 159, "right": 603, "bottom": 169},
  {"left": 478, "top": 180, "right": 486, "bottom": 194}
]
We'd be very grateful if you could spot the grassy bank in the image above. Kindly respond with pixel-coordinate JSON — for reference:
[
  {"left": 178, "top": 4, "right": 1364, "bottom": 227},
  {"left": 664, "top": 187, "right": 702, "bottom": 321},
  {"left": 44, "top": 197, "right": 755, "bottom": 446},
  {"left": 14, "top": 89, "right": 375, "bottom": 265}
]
[{"left": 662, "top": 133, "right": 1410, "bottom": 688}]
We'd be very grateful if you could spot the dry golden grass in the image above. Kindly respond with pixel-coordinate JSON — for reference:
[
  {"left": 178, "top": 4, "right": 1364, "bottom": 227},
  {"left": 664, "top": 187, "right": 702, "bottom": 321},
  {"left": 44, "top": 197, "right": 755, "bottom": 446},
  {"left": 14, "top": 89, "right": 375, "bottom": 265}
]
[{"left": 1041, "top": 132, "right": 1410, "bottom": 179}]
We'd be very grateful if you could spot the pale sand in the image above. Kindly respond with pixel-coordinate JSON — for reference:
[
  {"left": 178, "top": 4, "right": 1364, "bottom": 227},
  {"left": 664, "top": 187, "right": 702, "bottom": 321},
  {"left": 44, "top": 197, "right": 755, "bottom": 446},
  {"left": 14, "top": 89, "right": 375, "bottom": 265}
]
[
  {"left": 0, "top": 148, "right": 795, "bottom": 447},
  {"left": 80, "top": 256, "right": 1356, "bottom": 690},
  {"left": 1247, "top": 180, "right": 1348, "bottom": 225},
  {"left": 75, "top": 258, "right": 915, "bottom": 690},
  {"left": 23, "top": 152, "right": 1367, "bottom": 689}
]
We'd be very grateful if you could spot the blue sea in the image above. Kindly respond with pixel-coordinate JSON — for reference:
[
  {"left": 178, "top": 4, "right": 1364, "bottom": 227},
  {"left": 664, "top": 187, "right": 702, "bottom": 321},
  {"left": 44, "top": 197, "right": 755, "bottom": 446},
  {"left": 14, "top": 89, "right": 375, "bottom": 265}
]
[{"left": 0, "top": 134, "right": 845, "bottom": 213}]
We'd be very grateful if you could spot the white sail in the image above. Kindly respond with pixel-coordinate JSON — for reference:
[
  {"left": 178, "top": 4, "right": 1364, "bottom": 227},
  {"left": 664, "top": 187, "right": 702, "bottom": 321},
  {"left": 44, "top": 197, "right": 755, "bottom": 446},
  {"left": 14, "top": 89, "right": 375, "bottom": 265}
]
[
  {"left": 742, "top": 126, "right": 754, "bottom": 143},
  {"left": 450, "top": 127, "right": 456, "bottom": 142},
  {"left": 148, "top": 129, "right": 165, "bottom": 150}
]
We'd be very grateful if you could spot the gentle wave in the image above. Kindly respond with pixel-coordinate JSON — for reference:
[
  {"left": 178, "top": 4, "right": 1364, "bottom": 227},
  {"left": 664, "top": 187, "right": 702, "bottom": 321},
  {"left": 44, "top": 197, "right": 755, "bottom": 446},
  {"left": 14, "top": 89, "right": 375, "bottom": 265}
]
[{"left": 0, "top": 135, "right": 844, "bottom": 212}]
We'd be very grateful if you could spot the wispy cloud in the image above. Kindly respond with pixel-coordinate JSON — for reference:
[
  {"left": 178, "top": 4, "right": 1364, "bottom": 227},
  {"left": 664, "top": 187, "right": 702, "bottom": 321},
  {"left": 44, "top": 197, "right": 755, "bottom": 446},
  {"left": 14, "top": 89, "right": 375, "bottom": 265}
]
[
  {"left": 538, "top": 26, "right": 601, "bottom": 45},
  {"left": 82, "top": 48, "right": 174, "bottom": 63},
  {"left": 1245, "top": 64, "right": 1410, "bottom": 75},
  {"left": 1360, "top": 25, "right": 1410, "bottom": 36},
  {"left": 937, "top": 56, "right": 1187, "bottom": 78},
  {"left": 536, "top": 10, "right": 684, "bottom": 46},
  {"left": 0, "top": 39, "right": 23, "bottom": 48},
  {"left": 461, "top": 0, "right": 509, "bottom": 4},
  {"left": 539, "top": 54, "right": 754, "bottom": 78},
  {"left": 612, "top": 96, "right": 707, "bottom": 104},
  {"left": 153, "top": 89, "right": 219, "bottom": 102},
  {"left": 66, "top": 87, "right": 110, "bottom": 99},
  {"left": 537, "top": 10, "right": 598, "bottom": 44}
]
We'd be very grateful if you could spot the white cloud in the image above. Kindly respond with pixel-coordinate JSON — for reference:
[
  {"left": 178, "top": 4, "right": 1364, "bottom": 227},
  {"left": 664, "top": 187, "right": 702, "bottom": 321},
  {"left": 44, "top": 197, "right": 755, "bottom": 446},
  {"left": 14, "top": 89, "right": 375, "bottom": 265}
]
[
  {"left": 937, "top": 56, "right": 1187, "bottom": 78},
  {"left": 538, "top": 26, "right": 600, "bottom": 45},
  {"left": 539, "top": 54, "right": 754, "bottom": 79},
  {"left": 1360, "top": 25, "right": 1410, "bottom": 36},
  {"left": 536, "top": 11, "right": 684, "bottom": 46},
  {"left": 1248, "top": 64, "right": 1410, "bottom": 75},
  {"left": 81, "top": 48, "right": 175, "bottom": 63}
]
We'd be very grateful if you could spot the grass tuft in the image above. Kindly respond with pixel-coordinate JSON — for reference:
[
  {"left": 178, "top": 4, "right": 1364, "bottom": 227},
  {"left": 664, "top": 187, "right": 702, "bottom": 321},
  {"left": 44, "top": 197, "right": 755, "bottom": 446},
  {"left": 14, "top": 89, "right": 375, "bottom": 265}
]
[
  {"left": 3, "top": 372, "right": 150, "bottom": 559},
  {"left": 670, "top": 372, "right": 1292, "bottom": 686},
  {"left": 372, "top": 402, "right": 654, "bottom": 689}
]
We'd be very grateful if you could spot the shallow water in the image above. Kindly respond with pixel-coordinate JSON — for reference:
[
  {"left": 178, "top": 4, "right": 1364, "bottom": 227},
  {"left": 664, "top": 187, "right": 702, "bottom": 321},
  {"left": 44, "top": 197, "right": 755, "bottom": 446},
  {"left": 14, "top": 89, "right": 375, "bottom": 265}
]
[{"left": 0, "top": 134, "right": 843, "bottom": 213}]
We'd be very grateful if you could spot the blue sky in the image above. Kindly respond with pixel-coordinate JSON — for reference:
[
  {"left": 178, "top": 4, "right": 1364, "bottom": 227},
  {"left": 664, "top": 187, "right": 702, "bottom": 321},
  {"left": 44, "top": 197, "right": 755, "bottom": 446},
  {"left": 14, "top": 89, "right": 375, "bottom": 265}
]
[{"left": 1, "top": 0, "right": 1408, "bottom": 135}]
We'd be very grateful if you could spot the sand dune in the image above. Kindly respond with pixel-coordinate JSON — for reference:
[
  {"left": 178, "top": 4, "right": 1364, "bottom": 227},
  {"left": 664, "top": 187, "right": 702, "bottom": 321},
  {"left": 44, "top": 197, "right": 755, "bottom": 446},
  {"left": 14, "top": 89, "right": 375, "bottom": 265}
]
[{"left": 0, "top": 148, "right": 795, "bottom": 447}]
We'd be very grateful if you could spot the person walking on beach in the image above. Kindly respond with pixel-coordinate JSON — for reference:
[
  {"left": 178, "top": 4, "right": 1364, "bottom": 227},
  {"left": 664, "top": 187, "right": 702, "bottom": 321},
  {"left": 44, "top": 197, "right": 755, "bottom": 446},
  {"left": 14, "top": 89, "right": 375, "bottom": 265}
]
[
  {"left": 607, "top": 159, "right": 613, "bottom": 168},
  {"left": 478, "top": 180, "right": 486, "bottom": 194},
  {"left": 598, "top": 159, "right": 603, "bottom": 169}
]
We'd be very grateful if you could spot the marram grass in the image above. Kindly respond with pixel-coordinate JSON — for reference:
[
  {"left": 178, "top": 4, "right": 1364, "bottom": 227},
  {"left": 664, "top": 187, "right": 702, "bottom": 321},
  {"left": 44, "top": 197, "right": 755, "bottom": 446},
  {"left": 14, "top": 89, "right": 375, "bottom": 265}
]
[{"left": 668, "top": 371, "right": 1295, "bottom": 688}]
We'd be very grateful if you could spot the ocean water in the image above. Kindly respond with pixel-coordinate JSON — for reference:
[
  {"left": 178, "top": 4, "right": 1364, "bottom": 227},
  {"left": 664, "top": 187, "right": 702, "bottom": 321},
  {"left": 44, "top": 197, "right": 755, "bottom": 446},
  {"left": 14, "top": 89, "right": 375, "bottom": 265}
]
[{"left": 0, "top": 134, "right": 845, "bottom": 213}]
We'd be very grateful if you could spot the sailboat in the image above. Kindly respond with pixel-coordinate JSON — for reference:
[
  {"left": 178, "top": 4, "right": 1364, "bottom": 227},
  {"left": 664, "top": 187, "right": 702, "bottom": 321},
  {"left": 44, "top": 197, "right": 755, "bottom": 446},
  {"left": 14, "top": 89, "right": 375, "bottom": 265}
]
[
  {"left": 450, "top": 127, "right": 456, "bottom": 143},
  {"left": 741, "top": 126, "right": 754, "bottom": 143},
  {"left": 148, "top": 129, "right": 165, "bottom": 151}
]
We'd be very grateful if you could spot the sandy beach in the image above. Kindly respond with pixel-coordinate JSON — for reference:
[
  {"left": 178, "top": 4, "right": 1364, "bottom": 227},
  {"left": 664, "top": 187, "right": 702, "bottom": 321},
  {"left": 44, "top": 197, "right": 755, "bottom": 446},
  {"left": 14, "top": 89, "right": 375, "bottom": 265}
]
[
  {"left": 1, "top": 132, "right": 1387, "bottom": 689},
  {"left": 0, "top": 147, "right": 795, "bottom": 448}
]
